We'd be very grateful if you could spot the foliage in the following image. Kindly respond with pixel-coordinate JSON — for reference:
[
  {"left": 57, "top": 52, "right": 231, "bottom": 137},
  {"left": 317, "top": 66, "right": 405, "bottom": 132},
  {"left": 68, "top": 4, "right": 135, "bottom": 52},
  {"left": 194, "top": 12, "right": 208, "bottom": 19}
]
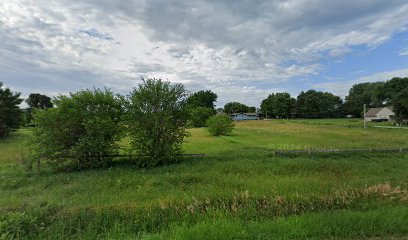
[
  {"left": 206, "top": 114, "right": 235, "bottom": 136},
  {"left": 393, "top": 88, "right": 408, "bottom": 122},
  {"left": 261, "top": 92, "right": 295, "bottom": 118},
  {"left": 296, "top": 90, "right": 343, "bottom": 118},
  {"left": 26, "top": 93, "right": 53, "bottom": 109},
  {"left": 186, "top": 90, "right": 218, "bottom": 110},
  {"left": 24, "top": 93, "right": 54, "bottom": 125},
  {"left": 343, "top": 82, "right": 385, "bottom": 117},
  {"left": 31, "top": 89, "right": 124, "bottom": 170},
  {"left": 188, "top": 106, "right": 215, "bottom": 127},
  {"left": 0, "top": 82, "right": 23, "bottom": 138},
  {"left": 382, "top": 77, "right": 408, "bottom": 105},
  {"left": 383, "top": 77, "right": 408, "bottom": 121},
  {"left": 223, "top": 102, "right": 254, "bottom": 114},
  {"left": 126, "top": 78, "right": 189, "bottom": 167}
]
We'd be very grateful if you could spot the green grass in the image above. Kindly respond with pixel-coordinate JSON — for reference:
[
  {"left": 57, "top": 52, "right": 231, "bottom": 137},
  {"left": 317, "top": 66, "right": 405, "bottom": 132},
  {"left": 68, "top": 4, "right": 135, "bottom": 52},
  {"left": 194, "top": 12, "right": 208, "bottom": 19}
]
[
  {"left": 1, "top": 119, "right": 408, "bottom": 239},
  {"left": 184, "top": 120, "right": 408, "bottom": 154}
]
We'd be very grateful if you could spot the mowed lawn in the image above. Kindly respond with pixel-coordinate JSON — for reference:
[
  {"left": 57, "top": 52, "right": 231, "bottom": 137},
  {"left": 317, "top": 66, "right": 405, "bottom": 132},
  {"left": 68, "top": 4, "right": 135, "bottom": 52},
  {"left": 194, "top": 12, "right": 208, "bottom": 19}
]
[
  {"left": 1, "top": 119, "right": 408, "bottom": 239},
  {"left": 184, "top": 119, "right": 408, "bottom": 154}
]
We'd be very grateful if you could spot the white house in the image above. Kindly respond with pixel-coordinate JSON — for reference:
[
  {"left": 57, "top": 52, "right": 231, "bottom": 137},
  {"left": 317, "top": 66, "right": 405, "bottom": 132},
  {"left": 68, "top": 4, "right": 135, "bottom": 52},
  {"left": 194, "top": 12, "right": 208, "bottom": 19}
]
[
  {"left": 230, "top": 113, "right": 259, "bottom": 121},
  {"left": 365, "top": 106, "right": 395, "bottom": 122}
]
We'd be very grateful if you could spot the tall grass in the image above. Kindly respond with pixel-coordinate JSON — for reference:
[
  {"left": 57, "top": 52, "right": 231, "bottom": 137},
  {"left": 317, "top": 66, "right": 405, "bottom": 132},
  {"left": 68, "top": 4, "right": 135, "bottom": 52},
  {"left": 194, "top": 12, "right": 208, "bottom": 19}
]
[{"left": 1, "top": 120, "right": 408, "bottom": 239}]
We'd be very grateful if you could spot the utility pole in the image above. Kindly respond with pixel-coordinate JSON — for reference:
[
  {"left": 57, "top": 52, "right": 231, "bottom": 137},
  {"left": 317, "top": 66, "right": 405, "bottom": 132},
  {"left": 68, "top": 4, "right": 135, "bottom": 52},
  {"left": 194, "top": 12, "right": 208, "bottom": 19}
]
[{"left": 363, "top": 104, "right": 366, "bottom": 129}]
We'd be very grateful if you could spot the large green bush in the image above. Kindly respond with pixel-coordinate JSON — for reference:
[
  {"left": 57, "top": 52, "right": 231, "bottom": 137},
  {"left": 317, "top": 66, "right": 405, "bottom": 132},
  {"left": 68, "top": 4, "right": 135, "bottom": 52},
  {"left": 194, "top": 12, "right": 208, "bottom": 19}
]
[
  {"left": 206, "top": 114, "right": 235, "bottom": 136},
  {"left": 126, "top": 78, "right": 189, "bottom": 167},
  {"left": 32, "top": 89, "right": 124, "bottom": 170}
]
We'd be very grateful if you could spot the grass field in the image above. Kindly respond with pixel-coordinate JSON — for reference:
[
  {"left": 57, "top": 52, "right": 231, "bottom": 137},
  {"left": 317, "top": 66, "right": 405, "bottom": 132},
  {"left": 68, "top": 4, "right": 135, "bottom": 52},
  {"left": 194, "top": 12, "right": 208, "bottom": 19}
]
[{"left": 1, "top": 119, "right": 408, "bottom": 239}]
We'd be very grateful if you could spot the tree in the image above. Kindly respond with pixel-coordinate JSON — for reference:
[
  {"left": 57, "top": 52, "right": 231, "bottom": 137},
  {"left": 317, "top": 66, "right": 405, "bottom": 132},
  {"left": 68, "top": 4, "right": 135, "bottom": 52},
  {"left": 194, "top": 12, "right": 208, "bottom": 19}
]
[
  {"left": 206, "top": 114, "right": 235, "bottom": 136},
  {"left": 0, "top": 82, "right": 23, "bottom": 138},
  {"left": 26, "top": 93, "right": 53, "bottom": 109},
  {"left": 248, "top": 106, "right": 257, "bottom": 113},
  {"left": 189, "top": 106, "right": 215, "bottom": 127},
  {"left": 382, "top": 77, "right": 408, "bottom": 122},
  {"left": 25, "top": 93, "right": 53, "bottom": 125},
  {"left": 224, "top": 102, "right": 250, "bottom": 114},
  {"left": 31, "top": 89, "right": 124, "bottom": 170},
  {"left": 343, "top": 82, "right": 385, "bottom": 117},
  {"left": 383, "top": 77, "right": 408, "bottom": 105},
  {"left": 187, "top": 90, "right": 218, "bottom": 110},
  {"left": 392, "top": 87, "right": 408, "bottom": 123},
  {"left": 260, "top": 92, "right": 295, "bottom": 118},
  {"left": 126, "top": 78, "right": 189, "bottom": 167},
  {"left": 296, "top": 90, "right": 342, "bottom": 118}
]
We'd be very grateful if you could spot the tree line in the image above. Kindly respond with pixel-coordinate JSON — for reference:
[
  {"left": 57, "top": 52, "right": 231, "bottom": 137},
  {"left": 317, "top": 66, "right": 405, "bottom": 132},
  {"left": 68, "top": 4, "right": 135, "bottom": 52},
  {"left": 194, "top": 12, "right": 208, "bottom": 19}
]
[
  {"left": 1, "top": 77, "right": 407, "bottom": 139},
  {"left": 260, "top": 77, "right": 407, "bottom": 121},
  {"left": 0, "top": 77, "right": 407, "bottom": 170}
]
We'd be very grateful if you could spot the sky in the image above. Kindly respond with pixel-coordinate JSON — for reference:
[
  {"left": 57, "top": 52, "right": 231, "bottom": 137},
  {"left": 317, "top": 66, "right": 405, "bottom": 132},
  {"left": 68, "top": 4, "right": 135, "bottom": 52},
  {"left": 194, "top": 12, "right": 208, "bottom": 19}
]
[{"left": 1, "top": 0, "right": 408, "bottom": 107}]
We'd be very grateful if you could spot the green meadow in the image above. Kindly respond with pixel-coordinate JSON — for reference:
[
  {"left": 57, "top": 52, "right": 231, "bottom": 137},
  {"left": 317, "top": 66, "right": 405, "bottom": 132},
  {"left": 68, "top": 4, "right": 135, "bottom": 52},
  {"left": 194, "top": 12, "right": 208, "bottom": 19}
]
[{"left": 1, "top": 119, "right": 408, "bottom": 239}]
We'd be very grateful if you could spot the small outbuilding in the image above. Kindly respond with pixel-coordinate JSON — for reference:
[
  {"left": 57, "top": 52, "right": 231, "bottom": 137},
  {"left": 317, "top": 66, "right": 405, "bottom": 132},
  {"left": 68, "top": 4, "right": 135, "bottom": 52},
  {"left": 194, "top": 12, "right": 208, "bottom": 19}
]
[
  {"left": 365, "top": 106, "right": 395, "bottom": 122},
  {"left": 230, "top": 113, "right": 259, "bottom": 121}
]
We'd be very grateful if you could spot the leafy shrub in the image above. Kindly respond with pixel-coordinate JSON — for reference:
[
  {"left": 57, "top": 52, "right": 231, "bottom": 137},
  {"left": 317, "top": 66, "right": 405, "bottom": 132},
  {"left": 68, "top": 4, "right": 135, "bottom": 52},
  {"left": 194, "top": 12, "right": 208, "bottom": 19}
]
[
  {"left": 31, "top": 89, "right": 124, "bottom": 170},
  {"left": 206, "top": 114, "right": 235, "bottom": 136},
  {"left": 189, "top": 106, "right": 215, "bottom": 127},
  {"left": 126, "top": 78, "right": 189, "bottom": 167}
]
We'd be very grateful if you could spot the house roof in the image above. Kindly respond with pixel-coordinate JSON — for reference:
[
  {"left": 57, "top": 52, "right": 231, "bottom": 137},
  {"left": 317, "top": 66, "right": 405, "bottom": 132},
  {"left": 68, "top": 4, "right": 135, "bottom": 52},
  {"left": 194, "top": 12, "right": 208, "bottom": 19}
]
[
  {"left": 366, "top": 108, "right": 383, "bottom": 117},
  {"left": 230, "top": 113, "right": 258, "bottom": 116},
  {"left": 366, "top": 106, "right": 394, "bottom": 117}
]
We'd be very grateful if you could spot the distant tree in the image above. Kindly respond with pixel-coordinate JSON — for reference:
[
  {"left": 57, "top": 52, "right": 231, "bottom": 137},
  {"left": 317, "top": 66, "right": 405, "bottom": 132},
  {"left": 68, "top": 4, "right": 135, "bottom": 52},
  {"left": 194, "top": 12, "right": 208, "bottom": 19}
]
[
  {"left": 261, "top": 92, "right": 295, "bottom": 118},
  {"left": 0, "top": 82, "right": 23, "bottom": 138},
  {"left": 382, "top": 77, "right": 408, "bottom": 122},
  {"left": 392, "top": 87, "right": 408, "bottom": 123},
  {"left": 26, "top": 93, "right": 53, "bottom": 109},
  {"left": 206, "top": 114, "right": 235, "bottom": 136},
  {"left": 187, "top": 90, "right": 218, "bottom": 110},
  {"left": 32, "top": 89, "right": 124, "bottom": 170},
  {"left": 296, "top": 90, "right": 342, "bottom": 118},
  {"left": 224, "top": 102, "right": 250, "bottom": 114},
  {"left": 126, "top": 78, "right": 189, "bottom": 167},
  {"left": 248, "top": 106, "right": 257, "bottom": 113},
  {"left": 383, "top": 77, "right": 408, "bottom": 105},
  {"left": 343, "top": 78, "right": 408, "bottom": 118},
  {"left": 25, "top": 93, "right": 53, "bottom": 125},
  {"left": 343, "top": 82, "right": 385, "bottom": 117},
  {"left": 189, "top": 106, "right": 215, "bottom": 127}
]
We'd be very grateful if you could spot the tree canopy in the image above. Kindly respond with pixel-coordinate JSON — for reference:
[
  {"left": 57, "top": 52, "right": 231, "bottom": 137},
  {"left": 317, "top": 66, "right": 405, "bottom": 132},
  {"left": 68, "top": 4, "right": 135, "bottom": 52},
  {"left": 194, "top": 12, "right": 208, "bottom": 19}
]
[
  {"left": 223, "top": 102, "right": 254, "bottom": 114},
  {"left": 0, "top": 82, "right": 23, "bottom": 138},
  {"left": 260, "top": 92, "right": 295, "bottom": 118},
  {"left": 26, "top": 93, "right": 53, "bottom": 109},
  {"left": 296, "top": 90, "right": 343, "bottom": 118},
  {"left": 343, "top": 82, "right": 385, "bottom": 117},
  {"left": 186, "top": 90, "right": 217, "bottom": 110}
]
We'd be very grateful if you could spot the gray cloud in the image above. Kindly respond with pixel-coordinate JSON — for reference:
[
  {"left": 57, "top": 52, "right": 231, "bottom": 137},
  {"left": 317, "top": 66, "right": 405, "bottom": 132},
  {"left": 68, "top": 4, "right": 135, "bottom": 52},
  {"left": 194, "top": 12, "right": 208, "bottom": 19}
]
[{"left": 1, "top": 0, "right": 408, "bottom": 107}]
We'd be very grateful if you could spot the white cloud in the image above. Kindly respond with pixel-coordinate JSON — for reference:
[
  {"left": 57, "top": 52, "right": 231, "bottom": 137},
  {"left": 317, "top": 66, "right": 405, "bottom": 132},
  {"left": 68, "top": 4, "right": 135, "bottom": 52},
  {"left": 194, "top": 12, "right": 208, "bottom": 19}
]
[
  {"left": 400, "top": 48, "right": 408, "bottom": 56},
  {"left": 313, "top": 68, "right": 408, "bottom": 98},
  {"left": 1, "top": 0, "right": 408, "bottom": 107}
]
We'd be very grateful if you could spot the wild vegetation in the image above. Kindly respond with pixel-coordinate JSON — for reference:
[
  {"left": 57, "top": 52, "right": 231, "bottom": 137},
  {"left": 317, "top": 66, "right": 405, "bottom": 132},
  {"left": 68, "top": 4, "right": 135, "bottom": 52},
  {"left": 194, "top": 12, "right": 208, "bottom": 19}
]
[
  {"left": 0, "top": 77, "right": 407, "bottom": 239},
  {"left": 1, "top": 120, "right": 408, "bottom": 239}
]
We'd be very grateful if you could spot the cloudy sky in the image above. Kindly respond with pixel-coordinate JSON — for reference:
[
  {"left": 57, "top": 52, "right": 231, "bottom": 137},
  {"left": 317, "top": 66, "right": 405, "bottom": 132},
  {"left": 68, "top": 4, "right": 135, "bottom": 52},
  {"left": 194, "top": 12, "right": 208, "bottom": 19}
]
[{"left": 1, "top": 1, "right": 408, "bottom": 107}]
